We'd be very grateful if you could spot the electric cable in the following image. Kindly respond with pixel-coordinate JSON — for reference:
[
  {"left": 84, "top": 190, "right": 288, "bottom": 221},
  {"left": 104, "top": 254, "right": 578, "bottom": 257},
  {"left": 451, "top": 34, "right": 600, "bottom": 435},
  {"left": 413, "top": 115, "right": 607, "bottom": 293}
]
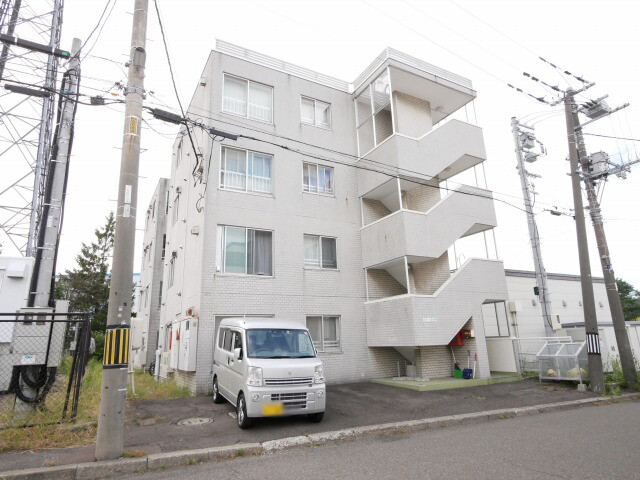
[
  {"left": 360, "top": 0, "right": 552, "bottom": 105},
  {"left": 75, "top": 0, "right": 115, "bottom": 59},
  {"left": 152, "top": 0, "right": 202, "bottom": 183}
]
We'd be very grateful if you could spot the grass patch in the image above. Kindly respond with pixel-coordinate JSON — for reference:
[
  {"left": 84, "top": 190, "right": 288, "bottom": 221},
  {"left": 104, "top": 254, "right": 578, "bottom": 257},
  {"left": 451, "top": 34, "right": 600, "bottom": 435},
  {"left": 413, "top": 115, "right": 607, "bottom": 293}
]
[
  {"left": 0, "top": 358, "right": 190, "bottom": 452},
  {"left": 127, "top": 369, "right": 190, "bottom": 401},
  {"left": 123, "top": 449, "right": 147, "bottom": 458}
]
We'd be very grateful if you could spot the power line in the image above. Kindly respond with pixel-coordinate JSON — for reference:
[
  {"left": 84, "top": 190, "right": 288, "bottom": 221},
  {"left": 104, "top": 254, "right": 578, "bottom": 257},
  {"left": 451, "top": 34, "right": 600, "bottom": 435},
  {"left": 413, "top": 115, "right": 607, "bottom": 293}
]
[
  {"left": 360, "top": 0, "right": 552, "bottom": 105},
  {"left": 401, "top": 0, "right": 562, "bottom": 101},
  {"left": 184, "top": 115, "right": 538, "bottom": 215},
  {"left": 146, "top": 97, "right": 574, "bottom": 212},
  {"left": 447, "top": 0, "right": 587, "bottom": 86},
  {"left": 581, "top": 132, "right": 640, "bottom": 143},
  {"left": 75, "top": 0, "right": 114, "bottom": 59},
  {"left": 80, "top": 0, "right": 117, "bottom": 61},
  {"left": 151, "top": 0, "right": 202, "bottom": 181}
]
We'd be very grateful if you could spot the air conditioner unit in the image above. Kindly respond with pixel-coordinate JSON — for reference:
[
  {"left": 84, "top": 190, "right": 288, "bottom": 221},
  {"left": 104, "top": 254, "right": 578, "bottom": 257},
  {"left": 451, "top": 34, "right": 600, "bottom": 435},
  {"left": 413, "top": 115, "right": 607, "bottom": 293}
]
[{"left": 551, "top": 314, "right": 562, "bottom": 331}]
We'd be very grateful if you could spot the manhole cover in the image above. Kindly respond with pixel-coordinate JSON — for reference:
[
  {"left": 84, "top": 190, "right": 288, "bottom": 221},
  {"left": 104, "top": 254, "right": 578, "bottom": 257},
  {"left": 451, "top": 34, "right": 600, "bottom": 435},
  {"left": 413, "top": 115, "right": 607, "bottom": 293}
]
[{"left": 177, "top": 417, "right": 214, "bottom": 426}]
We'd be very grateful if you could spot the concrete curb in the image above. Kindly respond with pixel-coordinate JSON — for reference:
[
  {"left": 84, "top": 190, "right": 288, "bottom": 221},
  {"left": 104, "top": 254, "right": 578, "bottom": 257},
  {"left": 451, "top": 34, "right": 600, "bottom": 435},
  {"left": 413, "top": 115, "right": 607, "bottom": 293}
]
[{"left": 1, "top": 393, "right": 638, "bottom": 480}]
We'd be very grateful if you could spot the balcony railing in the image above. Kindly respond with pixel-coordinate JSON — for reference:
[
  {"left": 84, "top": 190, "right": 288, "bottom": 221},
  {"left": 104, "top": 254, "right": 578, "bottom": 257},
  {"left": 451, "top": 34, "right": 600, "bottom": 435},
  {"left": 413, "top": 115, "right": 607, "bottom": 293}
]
[
  {"left": 221, "top": 171, "right": 272, "bottom": 194},
  {"left": 223, "top": 96, "right": 272, "bottom": 123}
]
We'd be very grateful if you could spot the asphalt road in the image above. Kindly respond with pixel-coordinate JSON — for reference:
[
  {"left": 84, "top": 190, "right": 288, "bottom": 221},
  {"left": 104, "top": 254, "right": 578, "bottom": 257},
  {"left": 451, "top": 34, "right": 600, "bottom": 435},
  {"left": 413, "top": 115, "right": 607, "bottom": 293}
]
[{"left": 134, "top": 401, "right": 640, "bottom": 480}]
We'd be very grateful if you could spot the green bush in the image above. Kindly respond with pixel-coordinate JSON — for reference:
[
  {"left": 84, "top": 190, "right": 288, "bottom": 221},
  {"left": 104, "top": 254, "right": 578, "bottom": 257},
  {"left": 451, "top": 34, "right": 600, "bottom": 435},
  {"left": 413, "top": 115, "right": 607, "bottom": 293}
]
[{"left": 92, "top": 331, "right": 104, "bottom": 361}]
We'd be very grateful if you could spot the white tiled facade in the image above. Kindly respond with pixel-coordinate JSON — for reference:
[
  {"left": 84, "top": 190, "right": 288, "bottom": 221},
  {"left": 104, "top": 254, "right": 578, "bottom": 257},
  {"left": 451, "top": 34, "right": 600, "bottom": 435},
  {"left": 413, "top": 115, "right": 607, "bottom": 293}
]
[
  {"left": 150, "top": 41, "right": 508, "bottom": 394},
  {"left": 133, "top": 179, "right": 169, "bottom": 369}
]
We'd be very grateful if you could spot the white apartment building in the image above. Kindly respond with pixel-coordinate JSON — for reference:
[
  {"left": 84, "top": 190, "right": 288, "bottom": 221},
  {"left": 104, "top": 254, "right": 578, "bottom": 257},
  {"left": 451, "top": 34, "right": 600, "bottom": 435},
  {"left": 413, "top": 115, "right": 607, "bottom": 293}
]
[
  {"left": 149, "top": 40, "right": 509, "bottom": 394},
  {"left": 132, "top": 179, "right": 169, "bottom": 369}
]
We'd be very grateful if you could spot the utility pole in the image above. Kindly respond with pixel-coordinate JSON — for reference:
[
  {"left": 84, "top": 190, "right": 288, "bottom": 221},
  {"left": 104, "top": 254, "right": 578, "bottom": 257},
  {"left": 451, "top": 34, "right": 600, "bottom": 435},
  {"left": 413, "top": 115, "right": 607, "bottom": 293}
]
[
  {"left": 95, "top": 0, "right": 148, "bottom": 461},
  {"left": 563, "top": 90, "right": 604, "bottom": 394},
  {"left": 573, "top": 121, "right": 638, "bottom": 389},
  {"left": 28, "top": 37, "right": 81, "bottom": 309},
  {"left": 511, "top": 117, "right": 555, "bottom": 337}
]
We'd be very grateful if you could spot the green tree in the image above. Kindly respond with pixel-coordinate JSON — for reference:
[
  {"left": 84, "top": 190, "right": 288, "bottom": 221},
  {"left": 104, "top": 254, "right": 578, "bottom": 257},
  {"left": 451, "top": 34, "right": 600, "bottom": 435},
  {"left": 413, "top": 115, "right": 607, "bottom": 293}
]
[
  {"left": 56, "top": 212, "right": 115, "bottom": 357},
  {"left": 616, "top": 278, "right": 640, "bottom": 322}
]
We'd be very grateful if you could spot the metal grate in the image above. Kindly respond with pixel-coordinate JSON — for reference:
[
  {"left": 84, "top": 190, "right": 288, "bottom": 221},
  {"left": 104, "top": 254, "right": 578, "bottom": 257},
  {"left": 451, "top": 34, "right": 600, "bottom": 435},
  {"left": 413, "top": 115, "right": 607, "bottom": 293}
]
[{"left": 264, "top": 377, "right": 312, "bottom": 386}]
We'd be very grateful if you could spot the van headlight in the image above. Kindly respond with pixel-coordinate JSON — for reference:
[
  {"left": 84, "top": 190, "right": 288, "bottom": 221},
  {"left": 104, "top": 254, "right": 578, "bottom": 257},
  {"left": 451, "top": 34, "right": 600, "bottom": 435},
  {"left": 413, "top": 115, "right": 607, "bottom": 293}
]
[
  {"left": 247, "top": 366, "right": 263, "bottom": 386},
  {"left": 314, "top": 364, "right": 325, "bottom": 384}
]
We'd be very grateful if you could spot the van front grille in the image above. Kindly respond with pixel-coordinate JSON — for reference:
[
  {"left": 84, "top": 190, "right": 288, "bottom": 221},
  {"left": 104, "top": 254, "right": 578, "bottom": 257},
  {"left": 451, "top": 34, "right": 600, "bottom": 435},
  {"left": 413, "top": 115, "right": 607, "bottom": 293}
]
[
  {"left": 264, "top": 377, "right": 312, "bottom": 386},
  {"left": 271, "top": 392, "right": 307, "bottom": 401}
]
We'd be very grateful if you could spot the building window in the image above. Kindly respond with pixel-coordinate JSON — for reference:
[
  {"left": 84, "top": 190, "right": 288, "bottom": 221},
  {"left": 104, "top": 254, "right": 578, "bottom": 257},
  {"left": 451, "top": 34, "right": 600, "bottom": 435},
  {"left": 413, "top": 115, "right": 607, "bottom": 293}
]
[
  {"left": 148, "top": 241, "right": 153, "bottom": 266},
  {"left": 304, "top": 235, "right": 337, "bottom": 269},
  {"left": 222, "top": 74, "right": 273, "bottom": 123},
  {"left": 216, "top": 226, "right": 273, "bottom": 276},
  {"left": 152, "top": 200, "right": 156, "bottom": 219},
  {"left": 306, "top": 316, "right": 340, "bottom": 352},
  {"left": 220, "top": 146, "right": 273, "bottom": 194},
  {"left": 168, "top": 253, "right": 176, "bottom": 287},
  {"left": 161, "top": 234, "right": 166, "bottom": 260},
  {"left": 301, "top": 96, "right": 331, "bottom": 128},
  {"left": 165, "top": 189, "right": 170, "bottom": 215},
  {"left": 303, "top": 162, "right": 334, "bottom": 195},
  {"left": 172, "top": 194, "right": 180, "bottom": 224},
  {"left": 158, "top": 280, "right": 163, "bottom": 307},
  {"left": 144, "top": 286, "right": 149, "bottom": 307}
]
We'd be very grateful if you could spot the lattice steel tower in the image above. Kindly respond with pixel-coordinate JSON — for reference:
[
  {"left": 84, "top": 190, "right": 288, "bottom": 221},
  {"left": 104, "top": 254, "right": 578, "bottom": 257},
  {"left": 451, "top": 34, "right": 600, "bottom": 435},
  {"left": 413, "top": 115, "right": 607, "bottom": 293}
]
[{"left": 0, "top": 0, "right": 64, "bottom": 256}]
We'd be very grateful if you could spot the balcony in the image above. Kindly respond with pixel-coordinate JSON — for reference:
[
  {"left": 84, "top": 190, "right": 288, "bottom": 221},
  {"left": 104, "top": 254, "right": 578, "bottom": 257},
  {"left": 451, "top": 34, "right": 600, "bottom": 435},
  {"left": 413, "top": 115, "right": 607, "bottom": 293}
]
[
  {"left": 365, "top": 258, "right": 508, "bottom": 347},
  {"left": 361, "top": 184, "right": 497, "bottom": 268},
  {"left": 357, "top": 119, "right": 487, "bottom": 195}
]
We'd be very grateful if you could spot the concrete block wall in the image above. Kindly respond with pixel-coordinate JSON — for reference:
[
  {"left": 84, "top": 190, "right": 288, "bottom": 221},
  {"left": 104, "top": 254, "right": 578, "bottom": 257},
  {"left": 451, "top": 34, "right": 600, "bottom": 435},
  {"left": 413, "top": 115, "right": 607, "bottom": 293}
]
[
  {"left": 402, "top": 180, "right": 441, "bottom": 212},
  {"left": 409, "top": 253, "right": 450, "bottom": 295},
  {"left": 393, "top": 91, "right": 432, "bottom": 138},
  {"left": 362, "top": 198, "right": 391, "bottom": 226},
  {"left": 367, "top": 269, "right": 407, "bottom": 300}
]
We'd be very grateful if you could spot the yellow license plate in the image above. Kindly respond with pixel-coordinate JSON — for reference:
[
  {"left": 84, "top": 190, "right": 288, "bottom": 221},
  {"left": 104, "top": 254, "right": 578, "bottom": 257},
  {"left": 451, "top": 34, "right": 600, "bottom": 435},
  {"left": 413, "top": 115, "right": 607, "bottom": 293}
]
[{"left": 262, "top": 403, "right": 284, "bottom": 416}]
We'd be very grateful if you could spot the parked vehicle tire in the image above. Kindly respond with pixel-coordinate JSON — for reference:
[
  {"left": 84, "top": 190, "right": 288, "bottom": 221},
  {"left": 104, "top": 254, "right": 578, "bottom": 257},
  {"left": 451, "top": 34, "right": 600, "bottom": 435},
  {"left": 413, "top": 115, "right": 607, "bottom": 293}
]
[
  {"left": 236, "top": 393, "right": 252, "bottom": 429},
  {"left": 212, "top": 376, "right": 224, "bottom": 404},
  {"left": 308, "top": 412, "right": 324, "bottom": 423}
]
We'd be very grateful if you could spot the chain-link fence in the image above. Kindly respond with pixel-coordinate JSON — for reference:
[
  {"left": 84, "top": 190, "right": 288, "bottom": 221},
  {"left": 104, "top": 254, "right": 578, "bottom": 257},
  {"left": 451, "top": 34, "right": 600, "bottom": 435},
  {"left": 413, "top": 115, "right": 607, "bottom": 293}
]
[{"left": 0, "top": 312, "right": 91, "bottom": 429}]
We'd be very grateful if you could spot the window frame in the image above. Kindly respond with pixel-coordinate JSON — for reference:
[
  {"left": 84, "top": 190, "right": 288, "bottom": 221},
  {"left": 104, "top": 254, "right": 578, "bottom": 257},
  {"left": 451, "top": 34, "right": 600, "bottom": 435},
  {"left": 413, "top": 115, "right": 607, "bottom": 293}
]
[
  {"left": 168, "top": 252, "right": 176, "bottom": 288},
  {"left": 172, "top": 193, "right": 180, "bottom": 225},
  {"left": 300, "top": 95, "right": 332, "bottom": 129},
  {"left": 355, "top": 68, "right": 393, "bottom": 156},
  {"left": 219, "top": 145, "right": 274, "bottom": 195},
  {"left": 306, "top": 315, "right": 341, "bottom": 352},
  {"left": 216, "top": 225, "right": 274, "bottom": 277},
  {"left": 303, "top": 234, "right": 337, "bottom": 270},
  {"left": 302, "top": 162, "right": 334, "bottom": 196},
  {"left": 222, "top": 73, "right": 274, "bottom": 124}
]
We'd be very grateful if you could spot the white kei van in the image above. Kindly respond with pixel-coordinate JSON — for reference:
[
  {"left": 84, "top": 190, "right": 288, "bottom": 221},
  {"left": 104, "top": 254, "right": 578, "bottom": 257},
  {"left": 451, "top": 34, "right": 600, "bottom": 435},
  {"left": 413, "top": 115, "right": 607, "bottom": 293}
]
[{"left": 212, "top": 318, "right": 326, "bottom": 429}]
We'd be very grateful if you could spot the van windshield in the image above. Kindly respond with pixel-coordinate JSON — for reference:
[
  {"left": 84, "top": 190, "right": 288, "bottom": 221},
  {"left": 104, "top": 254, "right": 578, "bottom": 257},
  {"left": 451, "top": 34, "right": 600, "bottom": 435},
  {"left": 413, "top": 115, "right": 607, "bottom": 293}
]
[{"left": 246, "top": 329, "right": 316, "bottom": 359}]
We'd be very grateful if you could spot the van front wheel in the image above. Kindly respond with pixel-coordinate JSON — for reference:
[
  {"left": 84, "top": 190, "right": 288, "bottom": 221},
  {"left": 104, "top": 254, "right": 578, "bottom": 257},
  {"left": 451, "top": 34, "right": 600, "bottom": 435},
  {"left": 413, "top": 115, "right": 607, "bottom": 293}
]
[
  {"left": 236, "top": 393, "right": 252, "bottom": 429},
  {"left": 212, "top": 377, "right": 224, "bottom": 404},
  {"left": 308, "top": 412, "right": 324, "bottom": 423}
]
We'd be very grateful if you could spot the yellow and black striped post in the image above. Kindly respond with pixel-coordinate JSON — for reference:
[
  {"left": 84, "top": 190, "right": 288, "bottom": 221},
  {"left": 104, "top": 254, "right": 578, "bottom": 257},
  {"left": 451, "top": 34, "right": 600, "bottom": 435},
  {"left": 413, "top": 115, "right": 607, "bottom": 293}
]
[{"left": 103, "top": 326, "right": 130, "bottom": 369}]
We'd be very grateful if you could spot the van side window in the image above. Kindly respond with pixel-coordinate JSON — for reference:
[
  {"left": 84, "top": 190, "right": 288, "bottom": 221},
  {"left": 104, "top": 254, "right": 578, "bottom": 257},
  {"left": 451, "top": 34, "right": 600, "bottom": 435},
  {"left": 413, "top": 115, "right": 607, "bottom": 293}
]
[
  {"left": 223, "top": 329, "right": 233, "bottom": 351},
  {"left": 218, "top": 328, "right": 226, "bottom": 349}
]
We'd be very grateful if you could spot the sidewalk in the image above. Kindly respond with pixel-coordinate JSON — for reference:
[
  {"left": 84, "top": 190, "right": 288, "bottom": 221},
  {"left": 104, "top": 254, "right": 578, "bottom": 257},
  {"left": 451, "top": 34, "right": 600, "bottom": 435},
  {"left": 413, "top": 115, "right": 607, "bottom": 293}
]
[{"left": 0, "top": 379, "right": 593, "bottom": 471}]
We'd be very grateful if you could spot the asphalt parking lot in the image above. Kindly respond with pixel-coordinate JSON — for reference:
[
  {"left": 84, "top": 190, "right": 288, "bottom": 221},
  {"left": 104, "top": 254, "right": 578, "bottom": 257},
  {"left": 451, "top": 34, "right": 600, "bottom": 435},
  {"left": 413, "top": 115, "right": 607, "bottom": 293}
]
[{"left": 0, "top": 379, "right": 594, "bottom": 471}]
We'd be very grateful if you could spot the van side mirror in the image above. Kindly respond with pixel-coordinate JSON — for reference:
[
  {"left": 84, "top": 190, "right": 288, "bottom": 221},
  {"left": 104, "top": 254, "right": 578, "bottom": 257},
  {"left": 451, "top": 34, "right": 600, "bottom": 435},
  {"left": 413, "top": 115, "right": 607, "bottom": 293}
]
[{"left": 233, "top": 347, "right": 242, "bottom": 361}]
